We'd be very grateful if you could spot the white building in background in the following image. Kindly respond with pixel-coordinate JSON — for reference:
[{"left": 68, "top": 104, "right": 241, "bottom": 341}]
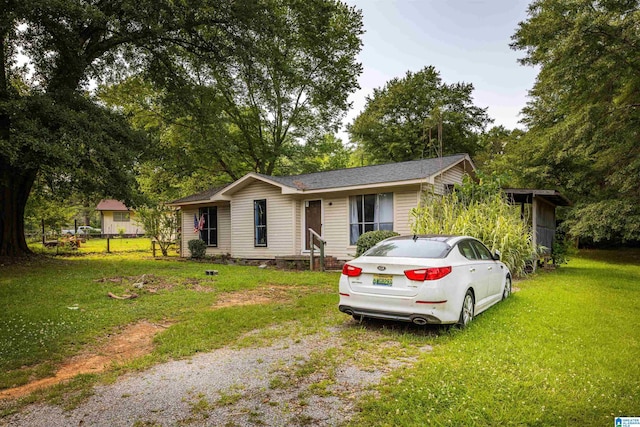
[{"left": 96, "top": 199, "right": 145, "bottom": 237}]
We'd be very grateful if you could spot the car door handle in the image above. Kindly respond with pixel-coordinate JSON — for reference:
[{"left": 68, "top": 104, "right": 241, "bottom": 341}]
[
  {"left": 469, "top": 268, "right": 476, "bottom": 273},
  {"left": 487, "top": 266, "right": 493, "bottom": 271}
]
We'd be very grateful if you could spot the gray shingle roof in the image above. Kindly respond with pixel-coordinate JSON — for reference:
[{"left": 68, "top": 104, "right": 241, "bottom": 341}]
[
  {"left": 260, "top": 154, "right": 469, "bottom": 190},
  {"left": 171, "top": 154, "right": 471, "bottom": 204}
]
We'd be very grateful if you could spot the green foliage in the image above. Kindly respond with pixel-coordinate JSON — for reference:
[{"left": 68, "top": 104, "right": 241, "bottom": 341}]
[
  {"left": 188, "top": 239, "right": 207, "bottom": 259},
  {"left": 1, "top": 0, "right": 364, "bottom": 256},
  {"left": 348, "top": 66, "right": 491, "bottom": 164},
  {"left": 100, "top": 0, "right": 363, "bottom": 195},
  {"left": 410, "top": 174, "right": 536, "bottom": 276},
  {"left": 278, "top": 134, "right": 353, "bottom": 176},
  {"left": 510, "top": 0, "right": 640, "bottom": 243},
  {"left": 355, "top": 230, "right": 400, "bottom": 257},
  {"left": 136, "top": 204, "right": 179, "bottom": 256}
]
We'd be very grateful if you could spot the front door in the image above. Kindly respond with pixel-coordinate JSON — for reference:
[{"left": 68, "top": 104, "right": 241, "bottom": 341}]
[{"left": 305, "top": 200, "right": 322, "bottom": 250}]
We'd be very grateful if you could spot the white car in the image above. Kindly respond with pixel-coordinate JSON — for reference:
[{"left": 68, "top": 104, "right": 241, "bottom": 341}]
[{"left": 339, "top": 235, "right": 512, "bottom": 327}]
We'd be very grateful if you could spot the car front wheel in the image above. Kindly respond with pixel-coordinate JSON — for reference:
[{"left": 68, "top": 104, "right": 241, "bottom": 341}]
[
  {"left": 502, "top": 275, "right": 512, "bottom": 300},
  {"left": 458, "top": 290, "right": 474, "bottom": 328}
]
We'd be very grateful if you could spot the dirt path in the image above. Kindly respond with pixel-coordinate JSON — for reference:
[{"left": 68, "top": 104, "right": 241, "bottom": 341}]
[{"left": 0, "top": 321, "right": 167, "bottom": 400}]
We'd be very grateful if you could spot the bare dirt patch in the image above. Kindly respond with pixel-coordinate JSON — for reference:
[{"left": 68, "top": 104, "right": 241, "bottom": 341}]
[
  {"left": 0, "top": 321, "right": 167, "bottom": 400},
  {"left": 212, "top": 285, "right": 315, "bottom": 309},
  {"left": 94, "top": 274, "right": 215, "bottom": 294}
]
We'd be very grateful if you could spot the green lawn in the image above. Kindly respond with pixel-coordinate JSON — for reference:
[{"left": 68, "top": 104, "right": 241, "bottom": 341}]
[
  {"left": 353, "top": 249, "right": 640, "bottom": 426},
  {"left": 1, "top": 249, "right": 639, "bottom": 425},
  {"left": 29, "top": 237, "right": 165, "bottom": 255}
]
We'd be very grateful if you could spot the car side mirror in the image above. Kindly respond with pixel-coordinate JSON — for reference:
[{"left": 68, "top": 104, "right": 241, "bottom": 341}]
[{"left": 492, "top": 250, "right": 501, "bottom": 261}]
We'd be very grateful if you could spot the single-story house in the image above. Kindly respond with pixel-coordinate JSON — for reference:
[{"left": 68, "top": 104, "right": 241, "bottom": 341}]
[
  {"left": 96, "top": 199, "right": 145, "bottom": 237},
  {"left": 170, "top": 153, "right": 476, "bottom": 260}
]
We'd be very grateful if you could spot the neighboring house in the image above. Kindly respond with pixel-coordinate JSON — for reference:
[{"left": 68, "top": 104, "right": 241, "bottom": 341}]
[
  {"left": 170, "top": 154, "right": 476, "bottom": 260},
  {"left": 96, "top": 200, "right": 145, "bottom": 237}
]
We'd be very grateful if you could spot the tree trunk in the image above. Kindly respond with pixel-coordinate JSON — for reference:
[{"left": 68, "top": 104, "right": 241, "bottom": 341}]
[{"left": 0, "top": 159, "right": 37, "bottom": 257}]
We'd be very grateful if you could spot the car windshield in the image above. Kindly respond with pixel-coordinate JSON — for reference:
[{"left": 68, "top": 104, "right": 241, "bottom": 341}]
[{"left": 363, "top": 239, "right": 450, "bottom": 258}]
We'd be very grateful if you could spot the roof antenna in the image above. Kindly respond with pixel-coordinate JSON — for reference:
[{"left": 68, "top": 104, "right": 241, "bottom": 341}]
[{"left": 413, "top": 234, "right": 418, "bottom": 242}]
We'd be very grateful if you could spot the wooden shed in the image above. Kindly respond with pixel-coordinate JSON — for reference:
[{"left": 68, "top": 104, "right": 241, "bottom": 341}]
[{"left": 504, "top": 189, "right": 572, "bottom": 253}]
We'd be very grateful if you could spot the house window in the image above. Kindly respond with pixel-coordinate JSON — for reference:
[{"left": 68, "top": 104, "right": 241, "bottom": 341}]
[
  {"left": 254, "top": 199, "right": 267, "bottom": 247},
  {"left": 349, "top": 193, "right": 393, "bottom": 245},
  {"left": 199, "top": 207, "right": 218, "bottom": 247},
  {"left": 113, "top": 212, "right": 130, "bottom": 222}
]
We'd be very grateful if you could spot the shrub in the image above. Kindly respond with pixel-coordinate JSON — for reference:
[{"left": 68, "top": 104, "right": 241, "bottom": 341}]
[
  {"left": 136, "top": 204, "right": 179, "bottom": 256},
  {"left": 410, "top": 173, "right": 537, "bottom": 277},
  {"left": 188, "top": 239, "right": 207, "bottom": 259},
  {"left": 356, "top": 230, "right": 400, "bottom": 256}
]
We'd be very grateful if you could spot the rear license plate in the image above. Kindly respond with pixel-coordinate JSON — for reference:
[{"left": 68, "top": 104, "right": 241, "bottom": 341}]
[{"left": 372, "top": 274, "right": 393, "bottom": 286}]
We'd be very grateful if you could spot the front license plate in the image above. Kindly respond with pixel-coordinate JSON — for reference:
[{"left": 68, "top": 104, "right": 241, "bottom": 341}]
[{"left": 372, "top": 274, "right": 393, "bottom": 286}]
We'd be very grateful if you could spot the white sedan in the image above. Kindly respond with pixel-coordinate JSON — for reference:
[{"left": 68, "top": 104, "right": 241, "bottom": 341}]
[{"left": 338, "top": 235, "right": 512, "bottom": 327}]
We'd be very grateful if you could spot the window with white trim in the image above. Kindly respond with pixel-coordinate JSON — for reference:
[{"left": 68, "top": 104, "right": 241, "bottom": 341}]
[
  {"left": 349, "top": 193, "right": 393, "bottom": 245},
  {"left": 199, "top": 207, "right": 218, "bottom": 246}
]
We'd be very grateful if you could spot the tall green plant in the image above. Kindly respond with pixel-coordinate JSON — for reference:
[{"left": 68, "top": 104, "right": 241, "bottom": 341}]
[
  {"left": 136, "top": 204, "right": 179, "bottom": 256},
  {"left": 410, "top": 174, "right": 536, "bottom": 276}
]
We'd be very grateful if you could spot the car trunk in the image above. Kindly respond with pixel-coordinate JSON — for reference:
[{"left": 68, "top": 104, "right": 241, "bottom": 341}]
[{"left": 345, "top": 257, "right": 434, "bottom": 297}]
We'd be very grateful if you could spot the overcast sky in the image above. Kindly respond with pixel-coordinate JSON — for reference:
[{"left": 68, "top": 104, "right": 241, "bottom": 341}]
[{"left": 340, "top": 0, "right": 538, "bottom": 142}]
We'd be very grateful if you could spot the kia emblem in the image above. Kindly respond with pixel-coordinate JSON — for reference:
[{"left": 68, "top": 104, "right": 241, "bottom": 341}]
[{"left": 377, "top": 266, "right": 386, "bottom": 271}]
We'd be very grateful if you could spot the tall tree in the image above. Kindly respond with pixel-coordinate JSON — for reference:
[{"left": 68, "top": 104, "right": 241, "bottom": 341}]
[
  {"left": 512, "top": 0, "right": 640, "bottom": 243},
  {"left": 102, "top": 0, "right": 363, "bottom": 189},
  {"left": 1, "top": 0, "right": 362, "bottom": 256},
  {"left": 348, "top": 66, "right": 491, "bottom": 164},
  {"left": 0, "top": 0, "right": 189, "bottom": 256}
]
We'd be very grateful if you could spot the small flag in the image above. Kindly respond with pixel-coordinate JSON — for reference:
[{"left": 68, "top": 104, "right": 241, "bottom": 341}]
[
  {"left": 198, "top": 214, "right": 205, "bottom": 231},
  {"left": 193, "top": 214, "right": 199, "bottom": 233}
]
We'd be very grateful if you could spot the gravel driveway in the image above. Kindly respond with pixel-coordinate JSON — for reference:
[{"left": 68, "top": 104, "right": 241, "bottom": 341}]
[{"left": 2, "top": 326, "right": 430, "bottom": 426}]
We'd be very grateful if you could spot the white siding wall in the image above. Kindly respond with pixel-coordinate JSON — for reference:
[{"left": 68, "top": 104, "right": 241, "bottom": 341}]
[
  {"left": 230, "top": 181, "right": 295, "bottom": 258},
  {"left": 432, "top": 164, "right": 466, "bottom": 195},
  {"left": 322, "top": 196, "right": 351, "bottom": 259},
  {"left": 101, "top": 212, "right": 144, "bottom": 236},
  {"left": 394, "top": 190, "right": 420, "bottom": 236},
  {"left": 181, "top": 204, "right": 231, "bottom": 257}
]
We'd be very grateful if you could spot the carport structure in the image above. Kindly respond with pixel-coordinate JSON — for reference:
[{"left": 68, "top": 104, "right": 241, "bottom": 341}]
[{"left": 504, "top": 189, "right": 572, "bottom": 254}]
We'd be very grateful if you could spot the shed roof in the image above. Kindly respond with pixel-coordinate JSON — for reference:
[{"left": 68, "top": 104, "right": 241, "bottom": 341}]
[
  {"left": 96, "top": 199, "right": 130, "bottom": 211},
  {"left": 504, "top": 189, "right": 572, "bottom": 207}
]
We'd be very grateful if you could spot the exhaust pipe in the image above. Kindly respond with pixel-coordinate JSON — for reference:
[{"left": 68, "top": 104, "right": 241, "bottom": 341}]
[
  {"left": 412, "top": 317, "right": 428, "bottom": 325},
  {"left": 344, "top": 309, "right": 354, "bottom": 316}
]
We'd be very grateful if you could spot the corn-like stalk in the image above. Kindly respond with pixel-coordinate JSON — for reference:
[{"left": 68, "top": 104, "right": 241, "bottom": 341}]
[{"left": 410, "top": 180, "right": 537, "bottom": 276}]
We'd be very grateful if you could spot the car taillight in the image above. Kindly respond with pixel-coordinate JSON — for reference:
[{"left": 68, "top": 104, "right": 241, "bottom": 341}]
[
  {"left": 342, "top": 264, "right": 362, "bottom": 277},
  {"left": 404, "top": 266, "right": 452, "bottom": 281}
]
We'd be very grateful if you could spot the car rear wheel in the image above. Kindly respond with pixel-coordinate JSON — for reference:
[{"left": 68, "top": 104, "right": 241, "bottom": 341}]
[
  {"left": 458, "top": 290, "right": 474, "bottom": 328},
  {"left": 502, "top": 275, "right": 512, "bottom": 300}
]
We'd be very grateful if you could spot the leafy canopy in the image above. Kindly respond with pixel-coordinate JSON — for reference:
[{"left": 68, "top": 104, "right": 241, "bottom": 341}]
[
  {"left": 348, "top": 66, "right": 491, "bottom": 165},
  {"left": 511, "top": 0, "right": 640, "bottom": 243}
]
